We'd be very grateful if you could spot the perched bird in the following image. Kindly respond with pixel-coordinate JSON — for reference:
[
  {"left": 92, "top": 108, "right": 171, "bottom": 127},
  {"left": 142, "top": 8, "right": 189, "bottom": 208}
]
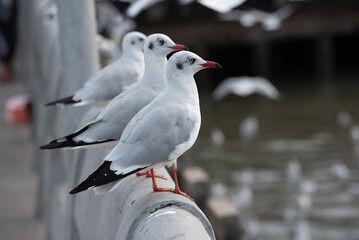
[
  {"left": 210, "top": 127, "right": 225, "bottom": 146},
  {"left": 212, "top": 76, "right": 283, "bottom": 101},
  {"left": 329, "top": 163, "right": 350, "bottom": 180},
  {"left": 286, "top": 157, "right": 302, "bottom": 183},
  {"left": 239, "top": 114, "right": 259, "bottom": 141},
  {"left": 336, "top": 110, "right": 351, "bottom": 128},
  {"left": 45, "top": 31, "right": 146, "bottom": 107},
  {"left": 69, "top": 51, "right": 221, "bottom": 200},
  {"left": 40, "top": 34, "right": 188, "bottom": 150}
]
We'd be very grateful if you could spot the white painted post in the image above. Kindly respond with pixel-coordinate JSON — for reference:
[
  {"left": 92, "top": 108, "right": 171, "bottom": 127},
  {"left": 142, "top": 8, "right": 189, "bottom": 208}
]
[{"left": 32, "top": 1, "right": 99, "bottom": 239}]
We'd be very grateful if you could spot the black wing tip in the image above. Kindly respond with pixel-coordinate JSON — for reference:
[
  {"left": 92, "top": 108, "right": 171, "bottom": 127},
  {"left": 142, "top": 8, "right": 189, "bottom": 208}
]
[
  {"left": 39, "top": 141, "right": 66, "bottom": 149},
  {"left": 69, "top": 185, "right": 91, "bottom": 194},
  {"left": 45, "top": 95, "right": 80, "bottom": 106},
  {"left": 39, "top": 137, "right": 70, "bottom": 150},
  {"left": 69, "top": 162, "right": 146, "bottom": 195},
  {"left": 69, "top": 188, "right": 79, "bottom": 194},
  {"left": 39, "top": 138, "right": 116, "bottom": 150},
  {"left": 38, "top": 126, "right": 114, "bottom": 150},
  {"left": 39, "top": 144, "right": 50, "bottom": 150}
]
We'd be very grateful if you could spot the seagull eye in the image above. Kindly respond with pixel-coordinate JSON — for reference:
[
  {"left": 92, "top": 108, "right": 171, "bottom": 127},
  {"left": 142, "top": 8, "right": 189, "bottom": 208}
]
[
  {"left": 158, "top": 39, "right": 164, "bottom": 46},
  {"left": 188, "top": 58, "right": 196, "bottom": 64}
]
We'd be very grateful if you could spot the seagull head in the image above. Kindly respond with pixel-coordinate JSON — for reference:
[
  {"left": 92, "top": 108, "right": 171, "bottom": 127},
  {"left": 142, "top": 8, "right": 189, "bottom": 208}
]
[
  {"left": 122, "top": 31, "right": 147, "bottom": 53},
  {"left": 168, "top": 51, "right": 221, "bottom": 76},
  {"left": 145, "top": 33, "right": 188, "bottom": 57}
]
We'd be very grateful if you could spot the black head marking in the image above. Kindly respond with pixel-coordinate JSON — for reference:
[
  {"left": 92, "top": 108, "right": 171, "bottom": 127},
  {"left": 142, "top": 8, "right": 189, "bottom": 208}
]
[
  {"left": 176, "top": 62, "right": 183, "bottom": 70},
  {"left": 131, "top": 40, "right": 135, "bottom": 45},
  {"left": 148, "top": 42, "right": 153, "bottom": 50}
]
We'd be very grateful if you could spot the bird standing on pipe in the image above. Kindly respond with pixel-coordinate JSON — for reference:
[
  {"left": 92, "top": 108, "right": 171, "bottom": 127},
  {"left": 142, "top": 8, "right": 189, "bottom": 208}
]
[
  {"left": 40, "top": 33, "right": 188, "bottom": 150},
  {"left": 70, "top": 51, "right": 221, "bottom": 200}
]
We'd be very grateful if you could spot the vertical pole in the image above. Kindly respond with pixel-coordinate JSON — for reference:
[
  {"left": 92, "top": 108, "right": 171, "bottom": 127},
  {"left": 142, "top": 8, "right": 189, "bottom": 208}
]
[
  {"left": 53, "top": 0, "right": 99, "bottom": 175},
  {"left": 55, "top": 0, "right": 99, "bottom": 94},
  {"left": 50, "top": 1, "right": 100, "bottom": 239}
]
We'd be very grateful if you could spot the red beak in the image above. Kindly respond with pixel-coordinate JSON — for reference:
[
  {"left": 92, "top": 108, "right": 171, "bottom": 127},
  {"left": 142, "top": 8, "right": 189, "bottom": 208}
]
[
  {"left": 200, "top": 61, "right": 222, "bottom": 68},
  {"left": 169, "top": 44, "right": 189, "bottom": 51}
]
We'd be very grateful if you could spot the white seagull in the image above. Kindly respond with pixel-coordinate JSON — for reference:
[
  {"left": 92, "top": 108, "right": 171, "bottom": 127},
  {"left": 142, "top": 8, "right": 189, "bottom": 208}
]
[
  {"left": 197, "top": 0, "right": 246, "bottom": 13},
  {"left": 69, "top": 51, "right": 221, "bottom": 200},
  {"left": 126, "top": 0, "right": 165, "bottom": 18},
  {"left": 177, "top": 0, "right": 246, "bottom": 13},
  {"left": 40, "top": 33, "right": 188, "bottom": 150},
  {"left": 220, "top": 5, "right": 295, "bottom": 31},
  {"left": 212, "top": 76, "right": 283, "bottom": 101},
  {"left": 45, "top": 31, "right": 146, "bottom": 107}
]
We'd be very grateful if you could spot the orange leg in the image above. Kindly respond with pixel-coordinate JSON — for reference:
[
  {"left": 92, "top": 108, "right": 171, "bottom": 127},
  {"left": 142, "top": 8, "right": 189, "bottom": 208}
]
[
  {"left": 150, "top": 165, "right": 193, "bottom": 201},
  {"left": 151, "top": 168, "right": 172, "bottom": 191},
  {"left": 136, "top": 170, "right": 167, "bottom": 180},
  {"left": 169, "top": 164, "right": 193, "bottom": 201}
]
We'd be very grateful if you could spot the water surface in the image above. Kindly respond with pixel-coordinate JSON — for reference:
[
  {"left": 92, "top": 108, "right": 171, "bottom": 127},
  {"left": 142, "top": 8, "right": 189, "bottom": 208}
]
[{"left": 185, "top": 80, "right": 359, "bottom": 240}]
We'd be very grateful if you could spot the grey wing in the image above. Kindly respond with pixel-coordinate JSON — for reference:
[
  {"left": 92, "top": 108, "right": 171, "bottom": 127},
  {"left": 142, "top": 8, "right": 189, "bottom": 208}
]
[
  {"left": 212, "top": 78, "right": 231, "bottom": 101},
  {"left": 212, "top": 77, "right": 250, "bottom": 100},
  {"left": 255, "top": 77, "right": 282, "bottom": 100},
  {"left": 75, "top": 88, "right": 158, "bottom": 142},
  {"left": 106, "top": 104, "right": 201, "bottom": 174},
  {"left": 74, "top": 61, "right": 140, "bottom": 102}
]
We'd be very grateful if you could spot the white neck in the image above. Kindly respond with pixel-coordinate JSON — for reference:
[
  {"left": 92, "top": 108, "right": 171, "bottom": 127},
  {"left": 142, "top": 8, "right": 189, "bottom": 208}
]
[
  {"left": 166, "top": 69, "right": 199, "bottom": 107},
  {"left": 140, "top": 52, "right": 168, "bottom": 91},
  {"left": 122, "top": 47, "right": 144, "bottom": 63}
]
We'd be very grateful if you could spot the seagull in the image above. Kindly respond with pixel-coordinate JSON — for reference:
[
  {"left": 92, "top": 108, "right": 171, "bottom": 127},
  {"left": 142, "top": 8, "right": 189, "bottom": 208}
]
[
  {"left": 40, "top": 33, "right": 188, "bottom": 150},
  {"left": 210, "top": 127, "right": 225, "bottom": 146},
  {"left": 329, "top": 163, "right": 350, "bottom": 179},
  {"left": 69, "top": 51, "right": 221, "bottom": 200},
  {"left": 286, "top": 157, "right": 302, "bottom": 183},
  {"left": 197, "top": 0, "right": 246, "bottom": 13},
  {"left": 220, "top": 5, "right": 295, "bottom": 31},
  {"left": 212, "top": 76, "right": 283, "bottom": 101},
  {"left": 126, "top": 0, "right": 165, "bottom": 18},
  {"left": 337, "top": 110, "right": 351, "bottom": 128},
  {"left": 177, "top": 0, "right": 246, "bottom": 13},
  {"left": 96, "top": 1, "right": 136, "bottom": 44},
  {"left": 239, "top": 114, "right": 259, "bottom": 141},
  {"left": 45, "top": 31, "right": 146, "bottom": 107}
]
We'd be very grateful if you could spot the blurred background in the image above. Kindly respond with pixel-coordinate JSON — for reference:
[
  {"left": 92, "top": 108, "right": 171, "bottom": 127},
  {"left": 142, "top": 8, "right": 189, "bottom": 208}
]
[{"left": 1, "top": 0, "right": 359, "bottom": 239}]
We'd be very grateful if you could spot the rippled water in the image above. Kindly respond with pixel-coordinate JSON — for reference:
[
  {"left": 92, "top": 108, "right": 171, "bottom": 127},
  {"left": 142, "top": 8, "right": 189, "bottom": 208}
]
[{"left": 184, "top": 80, "right": 359, "bottom": 240}]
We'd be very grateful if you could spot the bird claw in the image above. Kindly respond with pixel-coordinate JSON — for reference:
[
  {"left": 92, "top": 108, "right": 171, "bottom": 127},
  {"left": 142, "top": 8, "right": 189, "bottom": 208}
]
[
  {"left": 170, "top": 189, "right": 194, "bottom": 201},
  {"left": 136, "top": 170, "right": 167, "bottom": 180},
  {"left": 153, "top": 187, "right": 194, "bottom": 201}
]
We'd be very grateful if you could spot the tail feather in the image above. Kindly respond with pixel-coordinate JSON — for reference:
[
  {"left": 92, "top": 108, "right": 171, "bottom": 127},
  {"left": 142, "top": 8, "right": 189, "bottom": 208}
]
[
  {"left": 70, "top": 161, "right": 145, "bottom": 194},
  {"left": 45, "top": 95, "right": 80, "bottom": 106},
  {"left": 39, "top": 126, "right": 115, "bottom": 149}
]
